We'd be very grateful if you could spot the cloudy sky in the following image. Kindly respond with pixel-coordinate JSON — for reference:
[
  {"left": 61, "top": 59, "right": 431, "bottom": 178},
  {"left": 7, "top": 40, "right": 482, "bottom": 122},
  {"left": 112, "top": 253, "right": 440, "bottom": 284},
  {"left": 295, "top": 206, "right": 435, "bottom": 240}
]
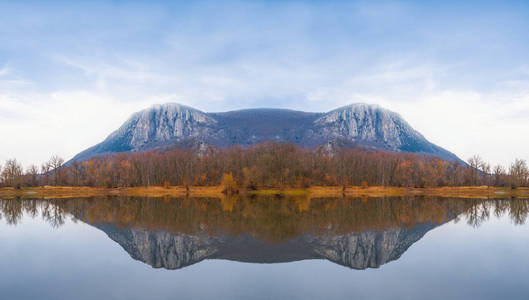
[{"left": 1, "top": 0, "right": 528, "bottom": 168}]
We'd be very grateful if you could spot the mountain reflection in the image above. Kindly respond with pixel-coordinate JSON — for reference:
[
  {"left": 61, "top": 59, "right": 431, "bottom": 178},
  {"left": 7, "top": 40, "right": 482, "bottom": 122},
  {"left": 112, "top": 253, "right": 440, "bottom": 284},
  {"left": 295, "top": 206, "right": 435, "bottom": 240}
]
[{"left": 1, "top": 196, "right": 528, "bottom": 269}]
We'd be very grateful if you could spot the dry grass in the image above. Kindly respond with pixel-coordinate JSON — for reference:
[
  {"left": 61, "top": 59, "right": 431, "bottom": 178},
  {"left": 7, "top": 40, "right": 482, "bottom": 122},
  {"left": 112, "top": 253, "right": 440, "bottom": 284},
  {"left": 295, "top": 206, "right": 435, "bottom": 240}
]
[
  {"left": 0, "top": 185, "right": 527, "bottom": 199},
  {"left": 313, "top": 185, "right": 529, "bottom": 199},
  {"left": 0, "top": 185, "right": 224, "bottom": 199}
]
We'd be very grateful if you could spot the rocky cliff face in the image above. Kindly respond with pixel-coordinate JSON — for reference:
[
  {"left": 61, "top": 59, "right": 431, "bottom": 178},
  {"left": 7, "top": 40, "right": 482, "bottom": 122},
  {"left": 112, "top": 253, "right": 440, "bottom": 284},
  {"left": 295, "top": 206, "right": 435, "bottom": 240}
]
[
  {"left": 70, "top": 103, "right": 461, "bottom": 162},
  {"left": 96, "top": 223, "right": 436, "bottom": 270},
  {"left": 311, "top": 104, "right": 420, "bottom": 149},
  {"left": 122, "top": 103, "right": 217, "bottom": 150}
]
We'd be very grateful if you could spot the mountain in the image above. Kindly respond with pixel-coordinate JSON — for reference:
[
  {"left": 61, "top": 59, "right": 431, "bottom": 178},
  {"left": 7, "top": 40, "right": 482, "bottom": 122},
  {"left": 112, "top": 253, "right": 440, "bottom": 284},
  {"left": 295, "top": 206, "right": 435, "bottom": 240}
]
[
  {"left": 96, "top": 222, "right": 437, "bottom": 270},
  {"left": 70, "top": 103, "right": 461, "bottom": 162}
]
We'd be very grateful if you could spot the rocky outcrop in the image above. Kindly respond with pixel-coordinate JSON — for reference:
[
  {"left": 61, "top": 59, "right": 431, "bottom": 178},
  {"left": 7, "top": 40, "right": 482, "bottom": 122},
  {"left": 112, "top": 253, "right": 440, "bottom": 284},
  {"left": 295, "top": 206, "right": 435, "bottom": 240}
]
[
  {"left": 122, "top": 103, "right": 217, "bottom": 150},
  {"left": 71, "top": 103, "right": 217, "bottom": 161},
  {"left": 70, "top": 103, "right": 462, "bottom": 163},
  {"left": 311, "top": 104, "right": 421, "bottom": 149},
  {"left": 95, "top": 222, "right": 436, "bottom": 270}
]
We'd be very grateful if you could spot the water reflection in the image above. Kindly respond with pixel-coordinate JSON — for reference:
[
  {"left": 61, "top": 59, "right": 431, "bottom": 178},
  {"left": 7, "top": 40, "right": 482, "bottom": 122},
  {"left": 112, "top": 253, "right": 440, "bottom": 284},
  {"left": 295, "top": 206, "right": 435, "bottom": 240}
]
[{"left": 1, "top": 196, "right": 528, "bottom": 270}]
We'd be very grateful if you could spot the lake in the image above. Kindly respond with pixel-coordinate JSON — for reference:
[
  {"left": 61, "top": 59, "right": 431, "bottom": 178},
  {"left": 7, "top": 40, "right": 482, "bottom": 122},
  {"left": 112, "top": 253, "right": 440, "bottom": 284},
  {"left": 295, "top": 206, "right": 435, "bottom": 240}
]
[{"left": 1, "top": 196, "right": 528, "bottom": 300}]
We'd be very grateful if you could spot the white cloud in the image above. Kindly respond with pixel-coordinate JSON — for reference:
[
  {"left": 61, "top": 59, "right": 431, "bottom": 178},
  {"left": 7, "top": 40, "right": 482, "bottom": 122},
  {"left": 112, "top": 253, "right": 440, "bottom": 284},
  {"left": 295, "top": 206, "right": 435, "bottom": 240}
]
[{"left": 0, "top": 90, "right": 157, "bottom": 168}]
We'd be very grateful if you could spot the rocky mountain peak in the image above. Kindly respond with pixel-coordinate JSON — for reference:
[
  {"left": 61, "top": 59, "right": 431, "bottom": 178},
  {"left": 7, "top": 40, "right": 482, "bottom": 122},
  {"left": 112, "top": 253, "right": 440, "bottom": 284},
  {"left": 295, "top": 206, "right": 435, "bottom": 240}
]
[
  {"left": 313, "top": 103, "right": 423, "bottom": 151},
  {"left": 69, "top": 102, "right": 462, "bottom": 163}
]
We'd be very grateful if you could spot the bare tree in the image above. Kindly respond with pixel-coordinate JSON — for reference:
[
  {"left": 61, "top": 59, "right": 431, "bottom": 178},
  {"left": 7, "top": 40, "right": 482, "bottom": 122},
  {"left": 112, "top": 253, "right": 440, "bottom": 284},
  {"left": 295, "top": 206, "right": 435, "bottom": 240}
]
[
  {"left": 26, "top": 165, "right": 39, "bottom": 186},
  {"left": 493, "top": 165, "right": 506, "bottom": 187},
  {"left": 468, "top": 155, "right": 485, "bottom": 185},
  {"left": 510, "top": 159, "right": 529, "bottom": 188},
  {"left": 49, "top": 155, "right": 65, "bottom": 186},
  {"left": 481, "top": 162, "right": 491, "bottom": 187},
  {"left": 40, "top": 161, "right": 51, "bottom": 186},
  {"left": 1, "top": 159, "right": 23, "bottom": 188}
]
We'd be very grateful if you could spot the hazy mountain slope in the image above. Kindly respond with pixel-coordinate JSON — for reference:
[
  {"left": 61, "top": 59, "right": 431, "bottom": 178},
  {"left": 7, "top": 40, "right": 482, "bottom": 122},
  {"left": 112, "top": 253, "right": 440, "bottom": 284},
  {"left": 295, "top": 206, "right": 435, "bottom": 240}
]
[
  {"left": 70, "top": 102, "right": 462, "bottom": 163},
  {"left": 210, "top": 108, "right": 323, "bottom": 147}
]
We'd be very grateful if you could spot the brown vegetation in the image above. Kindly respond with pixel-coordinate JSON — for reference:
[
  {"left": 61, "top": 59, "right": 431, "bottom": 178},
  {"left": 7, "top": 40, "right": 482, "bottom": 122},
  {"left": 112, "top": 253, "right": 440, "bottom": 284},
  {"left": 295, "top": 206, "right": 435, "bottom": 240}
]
[
  {"left": 1, "top": 185, "right": 528, "bottom": 200},
  {"left": 0, "top": 142, "right": 527, "bottom": 191}
]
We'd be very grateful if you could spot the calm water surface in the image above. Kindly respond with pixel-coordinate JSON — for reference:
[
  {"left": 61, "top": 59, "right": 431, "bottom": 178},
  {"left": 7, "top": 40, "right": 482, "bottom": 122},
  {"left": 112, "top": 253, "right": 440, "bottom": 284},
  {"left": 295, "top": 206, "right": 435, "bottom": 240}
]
[{"left": 1, "top": 196, "right": 528, "bottom": 300}]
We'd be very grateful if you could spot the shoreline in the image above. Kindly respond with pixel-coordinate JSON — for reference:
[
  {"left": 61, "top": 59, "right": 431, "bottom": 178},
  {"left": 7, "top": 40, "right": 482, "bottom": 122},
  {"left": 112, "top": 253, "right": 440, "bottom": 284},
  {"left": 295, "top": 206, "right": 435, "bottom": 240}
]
[{"left": 1, "top": 185, "right": 528, "bottom": 199}]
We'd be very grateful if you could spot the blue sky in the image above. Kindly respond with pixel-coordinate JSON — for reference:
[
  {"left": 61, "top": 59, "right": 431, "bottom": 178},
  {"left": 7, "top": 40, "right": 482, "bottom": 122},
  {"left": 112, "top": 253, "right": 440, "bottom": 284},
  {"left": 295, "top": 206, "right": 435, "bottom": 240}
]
[{"left": 1, "top": 0, "right": 528, "bottom": 167}]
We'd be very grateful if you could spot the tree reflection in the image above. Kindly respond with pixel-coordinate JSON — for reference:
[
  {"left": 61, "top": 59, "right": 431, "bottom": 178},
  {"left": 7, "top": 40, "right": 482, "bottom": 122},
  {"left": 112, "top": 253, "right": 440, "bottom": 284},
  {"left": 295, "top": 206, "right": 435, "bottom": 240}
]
[
  {"left": 41, "top": 200, "right": 65, "bottom": 228},
  {"left": 0, "top": 199, "right": 24, "bottom": 225},
  {"left": 508, "top": 199, "right": 529, "bottom": 225},
  {"left": 1, "top": 196, "right": 528, "bottom": 236},
  {"left": 466, "top": 201, "right": 491, "bottom": 228}
]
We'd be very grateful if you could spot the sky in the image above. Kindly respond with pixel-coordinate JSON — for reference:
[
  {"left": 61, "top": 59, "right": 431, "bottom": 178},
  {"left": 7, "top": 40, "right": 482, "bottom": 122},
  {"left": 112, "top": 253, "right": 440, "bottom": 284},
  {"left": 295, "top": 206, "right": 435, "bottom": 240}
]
[{"left": 0, "top": 0, "right": 528, "bottom": 168}]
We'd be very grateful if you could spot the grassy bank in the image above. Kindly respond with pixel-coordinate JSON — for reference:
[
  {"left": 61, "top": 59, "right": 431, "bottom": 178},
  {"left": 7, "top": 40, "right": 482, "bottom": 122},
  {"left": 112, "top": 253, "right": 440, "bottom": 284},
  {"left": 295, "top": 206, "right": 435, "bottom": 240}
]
[
  {"left": 0, "top": 186, "right": 223, "bottom": 199},
  {"left": 1, "top": 185, "right": 528, "bottom": 199}
]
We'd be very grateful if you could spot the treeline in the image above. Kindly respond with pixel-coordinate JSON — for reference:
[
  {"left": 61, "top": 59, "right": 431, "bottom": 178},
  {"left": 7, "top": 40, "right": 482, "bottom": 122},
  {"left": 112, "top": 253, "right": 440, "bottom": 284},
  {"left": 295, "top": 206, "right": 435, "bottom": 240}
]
[{"left": 1, "top": 142, "right": 528, "bottom": 189}]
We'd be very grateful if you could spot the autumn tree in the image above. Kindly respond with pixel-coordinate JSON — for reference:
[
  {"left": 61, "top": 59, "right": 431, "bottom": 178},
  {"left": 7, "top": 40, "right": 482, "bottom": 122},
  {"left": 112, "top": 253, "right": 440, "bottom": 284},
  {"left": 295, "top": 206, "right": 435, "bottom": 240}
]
[
  {"left": 221, "top": 173, "right": 238, "bottom": 195},
  {"left": 2, "top": 142, "right": 523, "bottom": 190},
  {"left": 69, "top": 161, "right": 84, "bottom": 186}
]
